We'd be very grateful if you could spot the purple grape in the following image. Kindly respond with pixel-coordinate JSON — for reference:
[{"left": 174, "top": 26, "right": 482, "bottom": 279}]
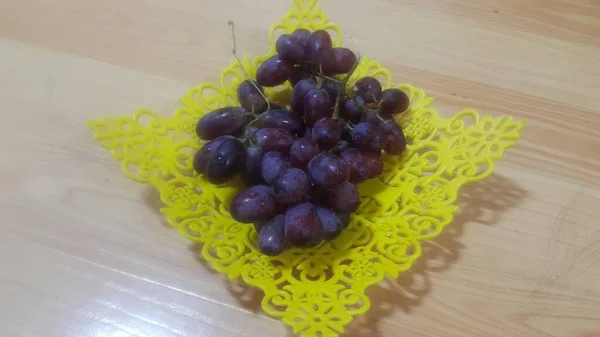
[
  {"left": 284, "top": 202, "right": 323, "bottom": 248},
  {"left": 361, "top": 109, "right": 393, "bottom": 125},
  {"left": 322, "top": 80, "right": 341, "bottom": 103},
  {"left": 205, "top": 138, "right": 245, "bottom": 184},
  {"left": 379, "top": 88, "right": 410, "bottom": 115},
  {"left": 312, "top": 117, "right": 343, "bottom": 149},
  {"left": 291, "top": 78, "right": 317, "bottom": 115},
  {"left": 324, "top": 182, "right": 360, "bottom": 213},
  {"left": 260, "top": 109, "right": 306, "bottom": 136},
  {"left": 193, "top": 135, "right": 235, "bottom": 174},
  {"left": 338, "top": 213, "right": 351, "bottom": 229},
  {"left": 246, "top": 124, "right": 261, "bottom": 139},
  {"left": 290, "top": 66, "right": 313, "bottom": 87},
  {"left": 291, "top": 28, "right": 312, "bottom": 48},
  {"left": 341, "top": 97, "right": 364, "bottom": 124},
  {"left": 303, "top": 127, "right": 313, "bottom": 139},
  {"left": 353, "top": 76, "right": 382, "bottom": 103},
  {"left": 254, "top": 221, "right": 266, "bottom": 233},
  {"left": 276, "top": 34, "right": 308, "bottom": 64},
  {"left": 316, "top": 207, "right": 344, "bottom": 241},
  {"left": 242, "top": 146, "right": 265, "bottom": 186},
  {"left": 331, "top": 140, "right": 353, "bottom": 154},
  {"left": 255, "top": 128, "right": 295, "bottom": 153},
  {"left": 363, "top": 151, "right": 383, "bottom": 179},
  {"left": 307, "top": 30, "right": 333, "bottom": 64},
  {"left": 304, "top": 89, "right": 333, "bottom": 125},
  {"left": 258, "top": 214, "right": 286, "bottom": 256},
  {"left": 340, "top": 148, "right": 370, "bottom": 183},
  {"left": 381, "top": 121, "right": 407, "bottom": 155},
  {"left": 308, "top": 153, "right": 349, "bottom": 189},
  {"left": 256, "top": 55, "right": 294, "bottom": 87},
  {"left": 322, "top": 48, "right": 357, "bottom": 75},
  {"left": 351, "top": 122, "right": 385, "bottom": 151},
  {"left": 230, "top": 185, "right": 277, "bottom": 223},
  {"left": 272, "top": 168, "right": 311, "bottom": 205},
  {"left": 237, "top": 80, "right": 267, "bottom": 113},
  {"left": 261, "top": 152, "right": 292, "bottom": 184},
  {"left": 289, "top": 138, "right": 320, "bottom": 169},
  {"left": 196, "top": 107, "right": 246, "bottom": 140}
]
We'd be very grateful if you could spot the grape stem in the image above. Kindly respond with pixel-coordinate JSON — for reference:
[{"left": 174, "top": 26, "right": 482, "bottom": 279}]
[
  {"left": 228, "top": 20, "right": 271, "bottom": 114},
  {"left": 332, "top": 61, "right": 359, "bottom": 119}
]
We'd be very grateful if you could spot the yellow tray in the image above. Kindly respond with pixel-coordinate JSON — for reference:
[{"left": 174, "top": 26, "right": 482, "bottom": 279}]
[{"left": 88, "top": 0, "right": 525, "bottom": 336}]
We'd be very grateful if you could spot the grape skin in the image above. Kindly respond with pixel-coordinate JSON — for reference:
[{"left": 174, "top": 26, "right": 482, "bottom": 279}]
[
  {"left": 272, "top": 168, "right": 311, "bottom": 205},
  {"left": 312, "top": 117, "right": 342, "bottom": 149},
  {"left": 258, "top": 214, "right": 286, "bottom": 256},
  {"left": 316, "top": 207, "right": 344, "bottom": 241},
  {"left": 353, "top": 76, "right": 382, "bottom": 103},
  {"left": 205, "top": 138, "right": 246, "bottom": 184},
  {"left": 379, "top": 88, "right": 410, "bottom": 115},
  {"left": 351, "top": 122, "right": 385, "bottom": 152},
  {"left": 304, "top": 89, "right": 333, "bottom": 125},
  {"left": 308, "top": 153, "right": 350, "bottom": 189},
  {"left": 261, "top": 151, "right": 292, "bottom": 184},
  {"left": 382, "top": 121, "right": 407, "bottom": 155},
  {"left": 230, "top": 185, "right": 278, "bottom": 223},
  {"left": 324, "top": 182, "right": 360, "bottom": 213},
  {"left": 193, "top": 135, "right": 235, "bottom": 174},
  {"left": 284, "top": 202, "right": 323, "bottom": 248},
  {"left": 237, "top": 80, "right": 267, "bottom": 113},
  {"left": 256, "top": 55, "right": 294, "bottom": 87},
  {"left": 255, "top": 128, "right": 295, "bottom": 153},
  {"left": 289, "top": 138, "right": 320, "bottom": 170},
  {"left": 196, "top": 107, "right": 246, "bottom": 140}
]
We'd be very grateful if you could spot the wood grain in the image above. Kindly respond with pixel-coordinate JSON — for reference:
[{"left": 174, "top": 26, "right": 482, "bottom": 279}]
[{"left": 1, "top": 0, "right": 599, "bottom": 336}]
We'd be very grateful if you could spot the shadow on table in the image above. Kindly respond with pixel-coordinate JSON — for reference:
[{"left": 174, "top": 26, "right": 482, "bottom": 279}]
[{"left": 346, "top": 173, "right": 528, "bottom": 336}]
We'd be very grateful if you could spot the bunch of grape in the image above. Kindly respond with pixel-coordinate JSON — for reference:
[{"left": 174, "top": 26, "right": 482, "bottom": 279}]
[{"left": 193, "top": 29, "right": 410, "bottom": 256}]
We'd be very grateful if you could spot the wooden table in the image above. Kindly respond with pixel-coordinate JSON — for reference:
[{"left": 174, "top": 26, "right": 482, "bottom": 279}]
[{"left": 1, "top": 0, "right": 599, "bottom": 336}]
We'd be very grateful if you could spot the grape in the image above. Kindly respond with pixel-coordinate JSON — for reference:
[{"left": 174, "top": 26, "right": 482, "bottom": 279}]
[
  {"left": 381, "top": 121, "right": 407, "bottom": 155},
  {"left": 303, "top": 127, "right": 313, "bottom": 140},
  {"left": 332, "top": 140, "right": 353, "bottom": 154},
  {"left": 338, "top": 213, "right": 351, "bottom": 229},
  {"left": 284, "top": 202, "right": 323, "bottom": 247},
  {"left": 261, "top": 152, "right": 292, "bottom": 184},
  {"left": 340, "top": 97, "right": 364, "bottom": 124},
  {"left": 230, "top": 185, "right": 277, "bottom": 223},
  {"left": 322, "top": 48, "right": 357, "bottom": 75},
  {"left": 324, "top": 182, "right": 360, "bottom": 213},
  {"left": 323, "top": 80, "right": 341, "bottom": 103},
  {"left": 272, "top": 168, "right": 311, "bottom": 205},
  {"left": 193, "top": 135, "right": 234, "bottom": 174},
  {"left": 316, "top": 207, "right": 344, "bottom": 241},
  {"left": 352, "top": 76, "right": 382, "bottom": 103},
  {"left": 312, "top": 117, "right": 343, "bottom": 149},
  {"left": 196, "top": 107, "right": 246, "bottom": 140},
  {"left": 205, "top": 138, "right": 246, "bottom": 184},
  {"left": 256, "top": 55, "right": 294, "bottom": 87},
  {"left": 361, "top": 109, "right": 393, "bottom": 125},
  {"left": 304, "top": 89, "right": 333, "bottom": 125},
  {"left": 308, "top": 153, "right": 350, "bottom": 189},
  {"left": 363, "top": 151, "right": 383, "bottom": 179},
  {"left": 307, "top": 30, "right": 333, "bottom": 64},
  {"left": 289, "top": 138, "right": 320, "bottom": 169},
  {"left": 291, "top": 78, "right": 317, "bottom": 115},
  {"left": 351, "top": 122, "right": 385, "bottom": 151},
  {"left": 290, "top": 66, "right": 313, "bottom": 87},
  {"left": 379, "top": 88, "right": 410, "bottom": 115},
  {"left": 237, "top": 80, "right": 267, "bottom": 113},
  {"left": 254, "top": 221, "right": 266, "bottom": 233},
  {"left": 276, "top": 34, "right": 308, "bottom": 64},
  {"left": 246, "top": 124, "right": 261, "bottom": 139},
  {"left": 291, "top": 28, "right": 312, "bottom": 48},
  {"left": 260, "top": 109, "right": 305, "bottom": 136},
  {"left": 255, "top": 128, "right": 295, "bottom": 153},
  {"left": 340, "top": 148, "right": 370, "bottom": 183},
  {"left": 242, "top": 146, "right": 265, "bottom": 186},
  {"left": 258, "top": 214, "right": 286, "bottom": 256}
]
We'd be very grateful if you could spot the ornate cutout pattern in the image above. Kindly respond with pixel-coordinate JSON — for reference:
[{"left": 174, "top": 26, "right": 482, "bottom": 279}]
[{"left": 88, "top": 1, "right": 524, "bottom": 336}]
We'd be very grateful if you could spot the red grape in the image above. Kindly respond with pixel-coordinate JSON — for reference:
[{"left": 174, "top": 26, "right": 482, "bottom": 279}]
[
  {"left": 363, "top": 151, "right": 383, "bottom": 179},
  {"left": 324, "top": 182, "right": 360, "bottom": 213},
  {"left": 322, "top": 48, "right": 357, "bottom": 74},
  {"left": 258, "top": 214, "right": 286, "bottom": 256},
  {"left": 316, "top": 207, "right": 344, "bottom": 241},
  {"left": 260, "top": 109, "right": 306, "bottom": 136},
  {"left": 353, "top": 76, "right": 382, "bottom": 103},
  {"left": 230, "top": 185, "right": 277, "bottom": 223},
  {"left": 276, "top": 34, "right": 308, "bottom": 64},
  {"left": 304, "top": 89, "right": 333, "bottom": 125},
  {"left": 308, "top": 153, "right": 349, "bottom": 189},
  {"left": 261, "top": 151, "right": 292, "bottom": 184},
  {"left": 291, "top": 78, "right": 317, "bottom": 115},
  {"left": 205, "top": 138, "right": 246, "bottom": 184},
  {"left": 284, "top": 202, "right": 323, "bottom": 247},
  {"left": 340, "top": 148, "right": 370, "bottom": 183},
  {"left": 272, "top": 168, "right": 311, "bottom": 205},
  {"left": 193, "top": 135, "right": 234, "bottom": 174},
  {"left": 351, "top": 122, "right": 385, "bottom": 151},
  {"left": 322, "top": 79, "right": 341, "bottom": 103},
  {"left": 237, "top": 80, "right": 267, "bottom": 113},
  {"left": 312, "top": 117, "right": 343, "bottom": 149},
  {"left": 379, "top": 88, "right": 410, "bottom": 115},
  {"left": 381, "top": 121, "right": 407, "bottom": 155},
  {"left": 291, "top": 28, "right": 311, "bottom": 48},
  {"left": 307, "top": 30, "right": 333, "bottom": 64},
  {"left": 255, "top": 128, "right": 295, "bottom": 153},
  {"left": 290, "top": 138, "right": 320, "bottom": 169},
  {"left": 196, "top": 107, "right": 246, "bottom": 140},
  {"left": 256, "top": 55, "right": 294, "bottom": 87}
]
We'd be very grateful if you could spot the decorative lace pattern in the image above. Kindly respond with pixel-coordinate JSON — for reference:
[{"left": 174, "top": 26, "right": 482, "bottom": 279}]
[{"left": 88, "top": 1, "right": 524, "bottom": 336}]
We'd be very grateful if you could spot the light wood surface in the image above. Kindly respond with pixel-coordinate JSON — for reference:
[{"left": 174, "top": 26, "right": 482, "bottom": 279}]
[{"left": 1, "top": 0, "right": 600, "bottom": 336}]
